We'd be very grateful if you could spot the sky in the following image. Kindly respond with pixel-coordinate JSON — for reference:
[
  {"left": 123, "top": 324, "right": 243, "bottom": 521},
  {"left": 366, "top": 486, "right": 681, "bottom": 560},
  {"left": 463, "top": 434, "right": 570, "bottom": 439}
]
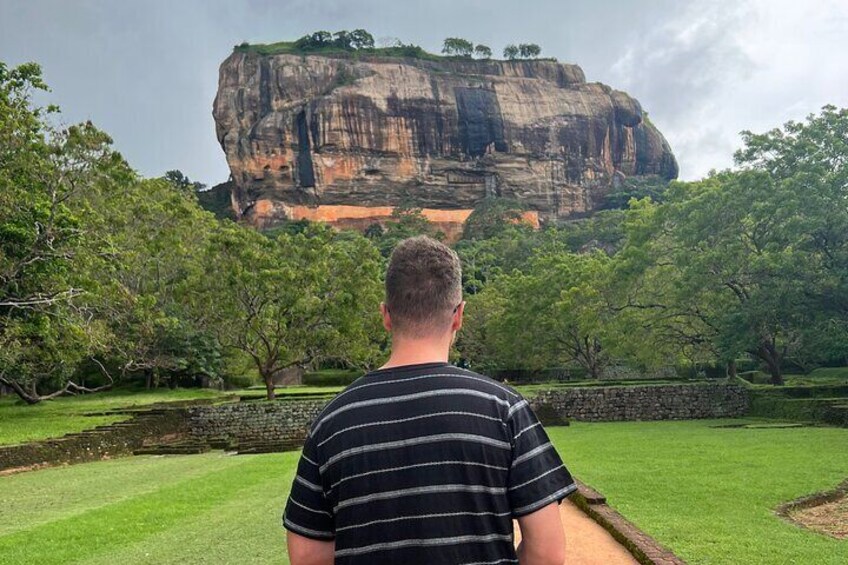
[{"left": 1, "top": 0, "right": 847, "bottom": 185}]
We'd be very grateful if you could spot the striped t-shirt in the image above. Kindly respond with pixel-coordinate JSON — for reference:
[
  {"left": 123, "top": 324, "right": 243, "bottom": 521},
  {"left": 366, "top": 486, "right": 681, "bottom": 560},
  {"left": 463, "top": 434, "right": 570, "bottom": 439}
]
[{"left": 283, "top": 361, "right": 576, "bottom": 564}]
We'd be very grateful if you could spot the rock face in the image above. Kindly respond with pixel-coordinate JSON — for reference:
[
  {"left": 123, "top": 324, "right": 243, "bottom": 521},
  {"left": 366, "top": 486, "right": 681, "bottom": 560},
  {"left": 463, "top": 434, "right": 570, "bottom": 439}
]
[{"left": 213, "top": 51, "right": 678, "bottom": 233}]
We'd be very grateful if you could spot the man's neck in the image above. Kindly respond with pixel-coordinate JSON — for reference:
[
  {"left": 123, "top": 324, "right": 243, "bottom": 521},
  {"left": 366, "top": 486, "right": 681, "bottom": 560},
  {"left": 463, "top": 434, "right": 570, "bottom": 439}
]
[{"left": 379, "top": 335, "right": 452, "bottom": 370}]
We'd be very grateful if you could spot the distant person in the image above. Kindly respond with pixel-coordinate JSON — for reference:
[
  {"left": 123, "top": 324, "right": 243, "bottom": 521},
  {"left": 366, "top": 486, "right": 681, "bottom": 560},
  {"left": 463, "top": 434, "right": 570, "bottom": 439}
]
[{"left": 283, "top": 235, "right": 576, "bottom": 564}]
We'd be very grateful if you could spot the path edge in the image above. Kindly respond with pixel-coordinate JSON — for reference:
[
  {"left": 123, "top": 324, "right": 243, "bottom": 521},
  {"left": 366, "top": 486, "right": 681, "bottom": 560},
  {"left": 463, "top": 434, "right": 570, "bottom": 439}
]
[{"left": 571, "top": 479, "right": 687, "bottom": 565}]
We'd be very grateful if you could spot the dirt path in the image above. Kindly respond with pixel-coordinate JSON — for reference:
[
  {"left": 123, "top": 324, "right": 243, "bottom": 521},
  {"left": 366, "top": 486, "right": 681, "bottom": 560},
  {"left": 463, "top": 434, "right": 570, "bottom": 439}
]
[{"left": 513, "top": 500, "right": 638, "bottom": 564}]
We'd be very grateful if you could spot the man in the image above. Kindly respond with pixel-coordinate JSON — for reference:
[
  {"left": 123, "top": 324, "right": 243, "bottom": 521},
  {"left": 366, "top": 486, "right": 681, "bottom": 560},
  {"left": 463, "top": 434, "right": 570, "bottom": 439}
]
[{"left": 284, "top": 235, "right": 576, "bottom": 564}]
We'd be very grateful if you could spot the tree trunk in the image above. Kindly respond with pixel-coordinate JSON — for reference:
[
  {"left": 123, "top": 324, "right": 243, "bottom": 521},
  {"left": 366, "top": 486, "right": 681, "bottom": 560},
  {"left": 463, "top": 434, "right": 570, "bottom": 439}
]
[
  {"left": 263, "top": 373, "right": 276, "bottom": 400},
  {"left": 753, "top": 341, "right": 784, "bottom": 386},
  {"left": 766, "top": 361, "right": 784, "bottom": 386},
  {"left": 587, "top": 337, "right": 603, "bottom": 380},
  {"left": 726, "top": 359, "right": 737, "bottom": 379},
  {"left": 0, "top": 372, "right": 113, "bottom": 405},
  {"left": 0, "top": 377, "right": 41, "bottom": 404}
]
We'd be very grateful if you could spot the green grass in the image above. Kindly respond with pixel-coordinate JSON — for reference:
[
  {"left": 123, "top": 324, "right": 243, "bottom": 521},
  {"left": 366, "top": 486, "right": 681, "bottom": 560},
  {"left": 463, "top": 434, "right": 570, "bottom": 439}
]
[
  {"left": 743, "top": 367, "right": 848, "bottom": 387},
  {"left": 0, "top": 388, "right": 231, "bottom": 447},
  {"left": 0, "top": 451, "right": 299, "bottom": 564},
  {"left": 549, "top": 419, "right": 848, "bottom": 565},
  {"left": 784, "top": 367, "right": 848, "bottom": 386},
  {"left": 2, "top": 420, "right": 846, "bottom": 564},
  {"left": 0, "top": 385, "right": 354, "bottom": 447}
]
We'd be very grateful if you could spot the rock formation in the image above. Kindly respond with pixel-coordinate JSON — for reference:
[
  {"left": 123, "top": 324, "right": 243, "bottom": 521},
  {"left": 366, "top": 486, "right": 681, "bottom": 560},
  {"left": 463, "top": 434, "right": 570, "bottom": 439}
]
[{"left": 212, "top": 50, "right": 677, "bottom": 237}]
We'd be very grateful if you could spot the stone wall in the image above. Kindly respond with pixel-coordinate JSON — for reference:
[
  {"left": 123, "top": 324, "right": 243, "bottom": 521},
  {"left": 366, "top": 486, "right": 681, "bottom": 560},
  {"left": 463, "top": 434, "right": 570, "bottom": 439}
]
[
  {"left": 0, "top": 408, "right": 188, "bottom": 473},
  {"left": 0, "top": 384, "right": 749, "bottom": 473},
  {"left": 532, "top": 383, "right": 749, "bottom": 422},
  {"left": 183, "top": 384, "right": 749, "bottom": 448},
  {"left": 186, "top": 399, "right": 327, "bottom": 446}
]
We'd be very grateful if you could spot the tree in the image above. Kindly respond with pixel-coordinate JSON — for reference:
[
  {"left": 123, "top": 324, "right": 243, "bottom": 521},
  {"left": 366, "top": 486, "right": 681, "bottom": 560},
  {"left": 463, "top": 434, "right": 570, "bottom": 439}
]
[
  {"left": 332, "top": 30, "right": 352, "bottom": 50},
  {"left": 350, "top": 29, "right": 375, "bottom": 50},
  {"left": 310, "top": 31, "right": 333, "bottom": 46},
  {"left": 518, "top": 43, "right": 542, "bottom": 58},
  {"left": 461, "top": 247, "right": 616, "bottom": 378},
  {"left": 474, "top": 44, "right": 493, "bottom": 59},
  {"left": 601, "top": 174, "right": 670, "bottom": 210},
  {"left": 164, "top": 169, "right": 205, "bottom": 195},
  {"left": 0, "top": 63, "right": 132, "bottom": 403},
  {"left": 294, "top": 31, "right": 333, "bottom": 51},
  {"left": 503, "top": 44, "right": 520, "bottom": 60},
  {"left": 461, "top": 197, "right": 529, "bottom": 241},
  {"left": 373, "top": 202, "right": 442, "bottom": 257},
  {"left": 610, "top": 197, "right": 727, "bottom": 372},
  {"left": 442, "top": 38, "right": 474, "bottom": 57},
  {"left": 85, "top": 177, "right": 221, "bottom": 389},
  {"left": 614, "top": 166, "right": 841, "bottom": 385},
  {"left": 195, "top": 224, "right": 382, "bottom": 399},
  {"left": 454, "top": 225, "right": 540, "bottom": 295},
  {"left": 734, "top": 106, "right": 848, "bottom": 371}
]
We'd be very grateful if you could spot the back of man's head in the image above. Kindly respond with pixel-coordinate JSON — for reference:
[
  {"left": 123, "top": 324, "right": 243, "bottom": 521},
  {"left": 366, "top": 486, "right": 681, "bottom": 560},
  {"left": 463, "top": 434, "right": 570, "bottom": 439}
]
[{"left": 385, "top": 235, "right": 462, "bottom": 338}]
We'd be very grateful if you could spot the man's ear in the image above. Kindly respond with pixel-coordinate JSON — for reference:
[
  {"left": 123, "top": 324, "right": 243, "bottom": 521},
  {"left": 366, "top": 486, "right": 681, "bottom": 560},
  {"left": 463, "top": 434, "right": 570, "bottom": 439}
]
[
  {"left": 380, "top": 302, "right": 392, "bottom": 333},
  {"left": 451, "top": 300, "right": 465, "bottom": 332}
]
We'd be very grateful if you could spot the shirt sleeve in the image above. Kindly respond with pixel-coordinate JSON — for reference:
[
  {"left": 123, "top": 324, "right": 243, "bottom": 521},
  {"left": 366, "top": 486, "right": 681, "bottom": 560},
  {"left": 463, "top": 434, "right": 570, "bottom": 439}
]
[
  {"left": 282, "top": 429, "right": 336, "bottom": 540},
  {"left": 505, "top": 396, "right": 577, "bottom": 517}
]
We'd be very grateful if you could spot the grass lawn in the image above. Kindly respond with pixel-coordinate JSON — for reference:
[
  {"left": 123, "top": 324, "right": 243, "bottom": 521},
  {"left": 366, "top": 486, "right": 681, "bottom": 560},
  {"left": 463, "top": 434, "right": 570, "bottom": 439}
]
[
  {"left": 0, "top": 385, "right": 351, "bottom": 448},
  {"left": 549, "top": 419, "right": 848, "bottom": 565},
  {"left": 0, "top": 388, "right": 231, "bottom": 447},
  {"left": 1, "top": 420, "right": 846, "bottom": 564},
  {"left": 0, "top": 451, "right": 299, "bottom": 564},
  {"left": 783, "top": 367, "right": 848, "bottom": 386}
]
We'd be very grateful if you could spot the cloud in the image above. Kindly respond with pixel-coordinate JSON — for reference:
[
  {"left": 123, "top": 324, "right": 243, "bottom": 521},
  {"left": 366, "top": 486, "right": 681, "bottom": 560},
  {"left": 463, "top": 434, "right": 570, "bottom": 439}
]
[{"left": 607, "top": 0, "right": 848, "bottom": 180}]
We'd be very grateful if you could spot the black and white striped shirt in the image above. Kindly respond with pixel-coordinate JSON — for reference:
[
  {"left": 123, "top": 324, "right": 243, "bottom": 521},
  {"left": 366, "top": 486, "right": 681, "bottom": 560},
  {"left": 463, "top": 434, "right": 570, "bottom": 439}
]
[{"left": 283, "top": 361, "right": 576, "bottom": 564}]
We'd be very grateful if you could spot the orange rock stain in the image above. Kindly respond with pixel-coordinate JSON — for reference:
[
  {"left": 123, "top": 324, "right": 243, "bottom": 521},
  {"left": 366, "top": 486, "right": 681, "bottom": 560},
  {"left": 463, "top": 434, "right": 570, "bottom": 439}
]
[{"left": 283, "top": 205, "right": 539, "bottom": 243}]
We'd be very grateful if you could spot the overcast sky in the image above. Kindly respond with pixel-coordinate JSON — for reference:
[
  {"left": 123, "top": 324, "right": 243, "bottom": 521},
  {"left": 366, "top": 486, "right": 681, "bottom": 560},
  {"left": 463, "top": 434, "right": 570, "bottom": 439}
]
[{"left": 1, "top": 0, "right": 846, "bottom": 185}]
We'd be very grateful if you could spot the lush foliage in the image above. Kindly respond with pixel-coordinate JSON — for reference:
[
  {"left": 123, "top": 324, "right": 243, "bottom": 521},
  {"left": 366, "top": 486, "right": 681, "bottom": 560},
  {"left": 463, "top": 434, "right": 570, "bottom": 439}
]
[
  {"left": 235, "top": 31, "right": 439, "bottom": 61},
  {"left": 291, "top": 29, "right": 375, "bottom": 52},
  {"left": 441, "top": 37, "right": 474, "bottom": 57},
  {"left": 455, "top": 107, "right": 848, "bottom": 383},
  {"left": 0, "top": 63, "right": 385, "bottom": 402},
  {"left": 3, "top": 57, "right": 847, "bottom": 402},
  {"left": 474, "top": 44, "right": 493, "bottom": 59},
  {"left": 0, "top": 62, "right": 133, "bottom": 402},
  {"left": 236, "top": 33, "right": 542, "bottom": 62},
  {"left": 503, "top": 43, "right": 542, "bottom": 59},
  {"left": 193, "top": 223, "right": 383, "bottom": 399}
]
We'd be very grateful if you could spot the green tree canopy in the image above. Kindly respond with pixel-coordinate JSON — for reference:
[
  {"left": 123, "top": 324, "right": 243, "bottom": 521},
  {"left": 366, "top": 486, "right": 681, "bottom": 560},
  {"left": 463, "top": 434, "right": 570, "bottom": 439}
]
[
  {"left": 194, "top": 224, "right": 383, "bottom": 399},
  {"left": 474, "top": 44, "right": 493, "bottom": 59},
  {"left": 518, "top": 43, "right": 542, "bottom": 58},
  {"left": 442, "top": 38, "right": 474, "bottom": 57},
  {"left": 0, "top": 63, "right": 135, "bottom": 402}
]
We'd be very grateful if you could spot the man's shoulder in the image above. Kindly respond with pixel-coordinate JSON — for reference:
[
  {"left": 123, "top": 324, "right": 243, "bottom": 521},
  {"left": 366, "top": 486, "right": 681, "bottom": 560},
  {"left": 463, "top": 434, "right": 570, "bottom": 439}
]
[
  {"left": 449, "top": 366, "right": 523, "bottom": 400},
  {"left": 326, "top": 364, "right": 519, "bottom": 401},
  {"left": 308, "top": 364, "right": 523, "bottom": 435}
]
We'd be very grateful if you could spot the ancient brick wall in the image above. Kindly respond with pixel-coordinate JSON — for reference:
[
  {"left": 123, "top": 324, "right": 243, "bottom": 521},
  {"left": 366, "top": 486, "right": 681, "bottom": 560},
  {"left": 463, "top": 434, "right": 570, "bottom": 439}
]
[
  {"left": 0, "top": 408, "right": 188, "bottom": 472},
  {"left": 186, "top": 399, "right": 327, "bottom": 445},
  {"left": 532, "top": 383, "right": 749, "bottom": 422}
]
